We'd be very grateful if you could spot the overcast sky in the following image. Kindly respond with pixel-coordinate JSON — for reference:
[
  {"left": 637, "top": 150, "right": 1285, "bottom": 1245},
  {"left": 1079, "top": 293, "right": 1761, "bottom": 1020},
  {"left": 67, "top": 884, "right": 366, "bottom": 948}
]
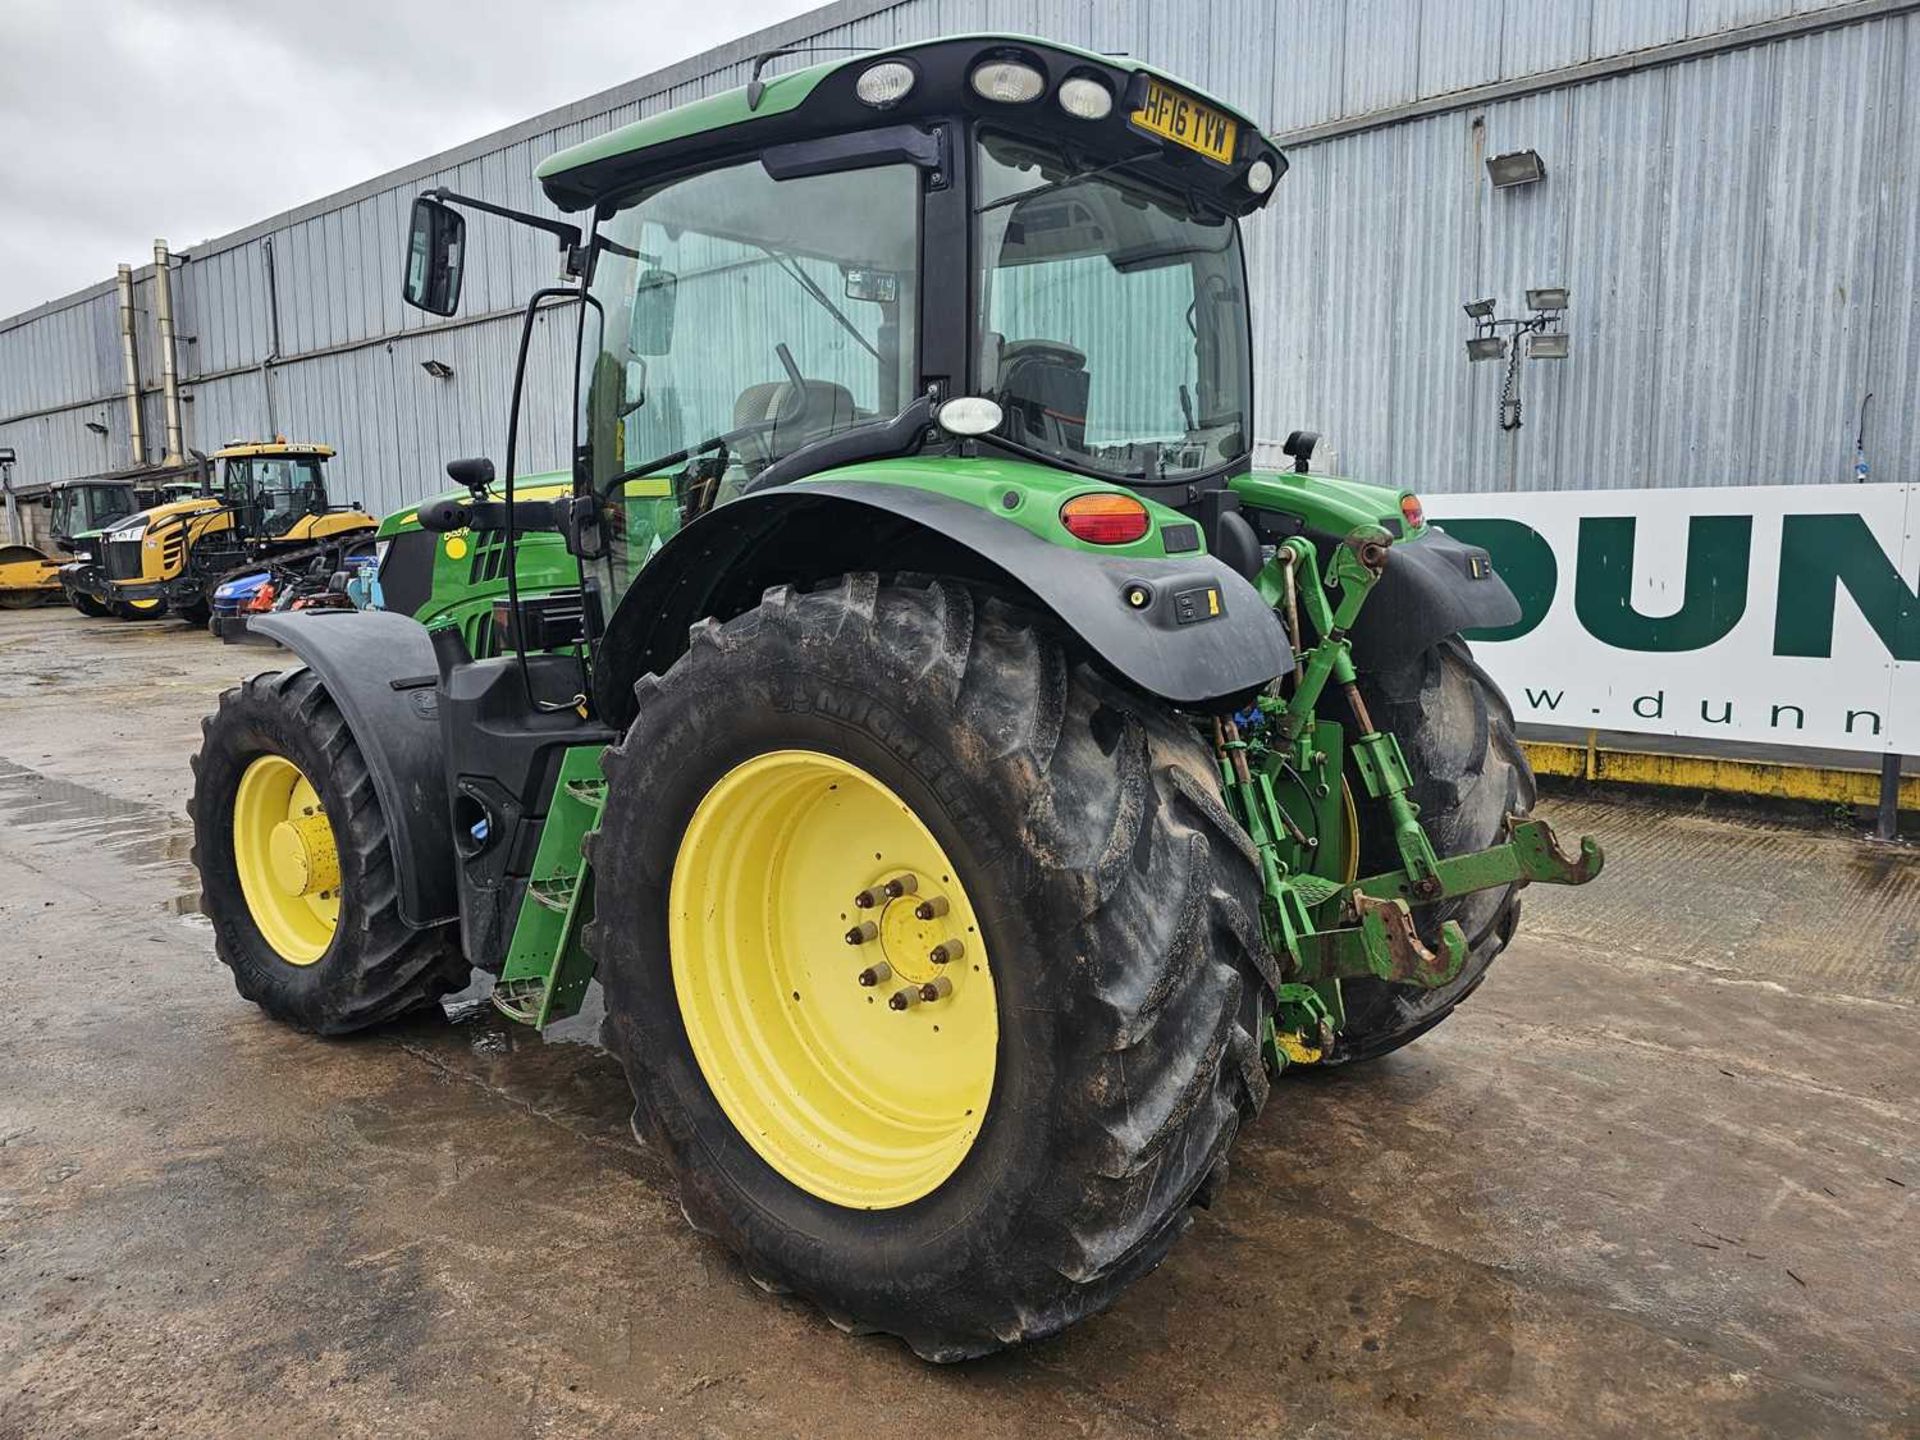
[{"left": 0, "top": 0, "right": 822, "bottom": 317}]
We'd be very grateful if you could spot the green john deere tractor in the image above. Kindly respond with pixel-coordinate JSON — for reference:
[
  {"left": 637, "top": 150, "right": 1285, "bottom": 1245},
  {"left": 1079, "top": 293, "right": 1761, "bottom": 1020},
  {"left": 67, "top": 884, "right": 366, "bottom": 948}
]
[{"left": 190, "top": 35, "right": 1603, "bottom": 1360}]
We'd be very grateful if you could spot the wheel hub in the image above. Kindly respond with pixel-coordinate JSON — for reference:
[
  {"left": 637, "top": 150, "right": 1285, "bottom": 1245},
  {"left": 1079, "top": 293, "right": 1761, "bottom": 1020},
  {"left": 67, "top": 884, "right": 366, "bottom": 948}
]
[{"left": 267, "top": 813, "right": 339, "bottom": 898}]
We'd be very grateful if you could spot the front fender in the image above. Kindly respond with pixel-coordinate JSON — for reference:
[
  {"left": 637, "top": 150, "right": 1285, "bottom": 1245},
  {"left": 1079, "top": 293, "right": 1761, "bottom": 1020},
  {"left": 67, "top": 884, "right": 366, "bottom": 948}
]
[
  {"left": 247, "top": 610, "right": 454, "bottom": 928},
  {"left": 596, "top": 483, "right": 1292, "bottom": 725}
]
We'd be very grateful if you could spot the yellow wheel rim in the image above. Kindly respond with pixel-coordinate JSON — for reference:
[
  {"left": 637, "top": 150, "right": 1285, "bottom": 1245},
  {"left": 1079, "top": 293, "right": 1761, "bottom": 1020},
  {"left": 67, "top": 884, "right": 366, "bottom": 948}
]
[
  {"left": 670, "top": 750, "right": 998, "bottom": 1209},
  {"left": 128, "top": 598, "right": 161, "bottom": 612},
  {"left": 232, "top": 754, "right": 340, "bottom": 965}
]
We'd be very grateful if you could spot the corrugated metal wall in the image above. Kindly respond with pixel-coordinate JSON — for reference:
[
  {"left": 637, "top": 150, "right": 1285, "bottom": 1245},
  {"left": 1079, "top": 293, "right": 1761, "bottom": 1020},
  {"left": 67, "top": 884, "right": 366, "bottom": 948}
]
[{"left": 1, "top": 0, "right": 1911, "bottom": 515}]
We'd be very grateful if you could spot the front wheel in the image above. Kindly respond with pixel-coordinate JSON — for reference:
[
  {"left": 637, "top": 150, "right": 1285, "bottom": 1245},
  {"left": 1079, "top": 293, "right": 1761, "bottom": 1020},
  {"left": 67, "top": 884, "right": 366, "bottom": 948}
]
[
  {"left": 68, "top": 590, "right": 112, "bottom": 618},
  {"left": 109, "top": 597, "right": 167, "bottom": 620},
  {"left": 189, "top": 670, "right": 468, "bottom": 1033},
  {"left": 1328, "top": 637, "right": 1535, "bottom": 1064},
  {"left": 588, "top": 577, "right": 1273, "bottom": 1360}
]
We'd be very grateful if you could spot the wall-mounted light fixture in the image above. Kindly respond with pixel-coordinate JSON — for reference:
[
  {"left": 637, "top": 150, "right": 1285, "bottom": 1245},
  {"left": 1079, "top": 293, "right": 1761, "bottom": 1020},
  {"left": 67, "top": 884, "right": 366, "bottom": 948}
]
[
  {"left": 1460, "top": 289, "right": 1572, "bottom": 426},
  {"left": 421, "top": 359, "right": 454, "bottom": 380},
  {"left": 85, "top": 420, "right": 109, "bottom": 435},
  {"left": 1486, "top": 149, "right": 1546, "bottom": 188}
]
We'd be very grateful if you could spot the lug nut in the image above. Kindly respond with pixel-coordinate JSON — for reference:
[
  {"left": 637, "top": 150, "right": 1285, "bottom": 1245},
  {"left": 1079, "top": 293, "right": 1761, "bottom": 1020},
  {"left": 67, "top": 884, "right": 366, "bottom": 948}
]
[
  {"left": 888, "top": 986, "right": 920, "bottom": 1011},
  {"left": 853, "top": 886, "right": 886, "bottom": 909},
  {"left": 913, "top": 895, "right": 949, "bottom": 921},
  {"left": 856, "top": 961, "right": 893, "bottom": 987},
  {"left": 883, "top": 873, "right": 919, "bottom": 899},
  {"left": 918, "top": 976, "right": 953, "bottom": 1003},
  {"left": 844, "top": 920, "right": 878, "bottom": 945},
  {"left": 928, "top": 938, "right": 965, "bottom": 965}
]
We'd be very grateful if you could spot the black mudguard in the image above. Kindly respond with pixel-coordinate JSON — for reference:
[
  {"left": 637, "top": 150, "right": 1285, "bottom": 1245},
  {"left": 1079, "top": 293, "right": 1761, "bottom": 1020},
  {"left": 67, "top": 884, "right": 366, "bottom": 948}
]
[
  {"left": 1348, "top": 527, "right": 1521, "bottom": 672},
  {"left": 595, "top": 482, "right": 1293, "bottom": 727},
  {"left": 247, "top": 610, "right": 454, "bottom": 928}
]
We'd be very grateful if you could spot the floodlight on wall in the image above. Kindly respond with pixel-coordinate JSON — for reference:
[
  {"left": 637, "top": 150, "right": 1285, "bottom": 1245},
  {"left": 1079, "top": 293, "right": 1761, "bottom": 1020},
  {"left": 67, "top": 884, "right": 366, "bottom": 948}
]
[
  {"left": 1527, "top": 332, "right": 1569, "bottom": 360},
  {"left": 421, "top": 359, "right": 454, "bottom": 380},
  {"left": 1486, "top": 149, "right": 1546, "bottom": 188},
  {"left": 0, "top": 448, "right": 14, "bottom": 464},
  {"left": 1463, "top": 298, "right": 1497, "bottom": 320},
  {"left": 85, "top": 420, "right": 109, "bottom": 435},
  {"left": 1466, "top": 335, "right": 1508, "bottom": 362},
  {"left": 1526, "top": 286, "right": 1570, "bottom": 312}
]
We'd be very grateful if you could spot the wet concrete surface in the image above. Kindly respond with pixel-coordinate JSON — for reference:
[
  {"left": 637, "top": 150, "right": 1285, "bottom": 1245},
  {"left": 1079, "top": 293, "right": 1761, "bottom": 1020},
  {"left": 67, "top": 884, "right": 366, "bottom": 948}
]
[{"left": 0, "top": 606, "right": 1914, "bottom": 1438}]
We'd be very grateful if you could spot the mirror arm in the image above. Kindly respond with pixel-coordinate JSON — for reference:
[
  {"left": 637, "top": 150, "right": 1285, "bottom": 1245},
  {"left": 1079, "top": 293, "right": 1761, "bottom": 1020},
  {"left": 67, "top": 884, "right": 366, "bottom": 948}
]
[{"left": 426, "top": 186, "right": 583, "bottom": 257}]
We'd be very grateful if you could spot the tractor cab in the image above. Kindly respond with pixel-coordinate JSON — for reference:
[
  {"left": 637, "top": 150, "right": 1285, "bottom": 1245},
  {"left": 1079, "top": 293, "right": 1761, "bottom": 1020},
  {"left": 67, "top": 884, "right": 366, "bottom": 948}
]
[
  {"left": 399, "top": 36, "right": 1289, "bottom": 718},
  {"left": 214, "top": 441, "right": 335, "bottom": 539},
  {"left": 49, "top": 480, "right": 140, "bottom": 551}
]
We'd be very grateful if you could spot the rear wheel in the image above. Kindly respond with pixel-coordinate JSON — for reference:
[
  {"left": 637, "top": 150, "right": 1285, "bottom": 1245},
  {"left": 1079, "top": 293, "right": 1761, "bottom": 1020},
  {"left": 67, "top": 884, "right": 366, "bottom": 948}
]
[
  {"left": 109, "top": 597, "right": 167, "bottom": 620},
  {"left": 589, "top": 576, "right": 1273, "bottom": 1360},
  {"left": 189, "top": 670, "right": 467, "bottom": 1034},
  {"left": 1329, "top": 638, "right": 1534, "bottom": 1065}
]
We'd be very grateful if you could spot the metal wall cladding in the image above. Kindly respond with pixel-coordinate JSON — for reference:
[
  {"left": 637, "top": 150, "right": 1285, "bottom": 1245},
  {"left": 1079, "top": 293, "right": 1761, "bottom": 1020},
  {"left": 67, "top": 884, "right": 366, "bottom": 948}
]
[
  {"left": 1265, "top": 9, "right": 1915, "bottom": 494},
  {"left": 0, "top": 0, "right": 1910, "bottom": 509}
]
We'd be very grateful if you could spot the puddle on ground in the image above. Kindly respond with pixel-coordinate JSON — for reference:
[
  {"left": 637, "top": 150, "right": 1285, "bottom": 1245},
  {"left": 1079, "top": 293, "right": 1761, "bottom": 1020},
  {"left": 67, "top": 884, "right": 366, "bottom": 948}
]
[{"left": 0, "top": 757, "right": 202, "bottom": 914}]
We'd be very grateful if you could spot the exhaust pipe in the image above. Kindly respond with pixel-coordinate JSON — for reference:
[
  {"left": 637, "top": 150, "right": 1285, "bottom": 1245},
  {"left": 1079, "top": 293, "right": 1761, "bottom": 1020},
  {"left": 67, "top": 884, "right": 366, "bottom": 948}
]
[
  {"left": 152, "top": 240, "right": 184, "bottom": 466},
  {"left": 116, "top": 264, "right": 146, "bottom": 468}
]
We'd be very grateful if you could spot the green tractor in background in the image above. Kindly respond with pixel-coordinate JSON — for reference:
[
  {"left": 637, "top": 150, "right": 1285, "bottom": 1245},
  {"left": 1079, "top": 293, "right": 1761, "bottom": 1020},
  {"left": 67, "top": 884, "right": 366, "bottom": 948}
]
[{"left": 190, "top": 36, "right": 1602, "bottom": 1360}]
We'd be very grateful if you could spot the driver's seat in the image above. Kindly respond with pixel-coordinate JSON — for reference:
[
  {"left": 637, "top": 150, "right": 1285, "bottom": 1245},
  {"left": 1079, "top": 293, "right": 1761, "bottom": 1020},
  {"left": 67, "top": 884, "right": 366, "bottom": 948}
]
[{"left": 734, "top": 379, "right": 857, "bottom": 461}]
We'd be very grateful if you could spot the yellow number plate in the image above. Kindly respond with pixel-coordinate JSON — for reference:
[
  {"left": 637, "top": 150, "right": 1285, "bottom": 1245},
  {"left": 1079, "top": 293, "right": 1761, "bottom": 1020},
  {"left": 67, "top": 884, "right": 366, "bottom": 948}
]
[{"left": 1130, "top": 78, "right": 1238, "bottom": 164}]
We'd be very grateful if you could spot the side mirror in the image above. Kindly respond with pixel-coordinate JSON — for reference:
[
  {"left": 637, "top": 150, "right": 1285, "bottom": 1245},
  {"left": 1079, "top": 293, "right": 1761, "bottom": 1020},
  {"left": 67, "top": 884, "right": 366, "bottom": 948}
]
[
  {"left": 403, "top": 196, "right": 466, "bottom": 316},
  {"left": 628, "top": 269, "right": 677, "bottom": 356}
]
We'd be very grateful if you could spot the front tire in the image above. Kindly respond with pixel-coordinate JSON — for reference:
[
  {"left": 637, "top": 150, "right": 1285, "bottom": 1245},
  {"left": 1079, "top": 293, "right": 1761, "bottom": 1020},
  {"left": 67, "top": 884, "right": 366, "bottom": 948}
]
[
  {"left": 589, "top": 576, "right": 1273, "bottom": 1360},
  {"left": 109, "top": 597, "right": 167, "bottom": 620},
  {"left": 68, "top": 590, "right": 112, "bottom": 618},
  {"left": 189, "top": 670, "right": 467, "bottom": 1034},
  {"left": 1329, "top": 637, "right": 1535, "bottom": 1064}
]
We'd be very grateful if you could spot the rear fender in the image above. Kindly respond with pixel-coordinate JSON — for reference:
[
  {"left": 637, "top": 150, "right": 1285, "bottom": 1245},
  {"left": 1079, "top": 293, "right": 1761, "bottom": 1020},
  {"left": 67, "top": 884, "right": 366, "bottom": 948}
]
[
  {"left": 595, "top": 482, "right": 1293, "bottom": 728},
  {"left": 246, "top": 610, "right": 454, "bottom": 928}
]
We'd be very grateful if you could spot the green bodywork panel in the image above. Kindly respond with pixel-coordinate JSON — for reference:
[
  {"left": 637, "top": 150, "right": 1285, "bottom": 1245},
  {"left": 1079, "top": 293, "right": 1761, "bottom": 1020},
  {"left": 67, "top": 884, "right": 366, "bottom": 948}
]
[
  {"left": 376, "top": 471, "right": 579, "bottom": 657},
  {"left": 1233, "top": 469, "right": 1425, "bottom": 540},
  {"left": 536, "top": 34, "right": 1254, "bottom": 201},
  {"left": 796, "top": 454, "right": 1206, "bottom": 561}
]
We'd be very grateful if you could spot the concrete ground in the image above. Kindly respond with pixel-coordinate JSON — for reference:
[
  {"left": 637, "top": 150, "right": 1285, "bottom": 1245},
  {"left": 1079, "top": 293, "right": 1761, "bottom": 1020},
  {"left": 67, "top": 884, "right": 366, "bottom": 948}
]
[{"left": 0, "top": 605, "right": 1913, "bottom": 1439}]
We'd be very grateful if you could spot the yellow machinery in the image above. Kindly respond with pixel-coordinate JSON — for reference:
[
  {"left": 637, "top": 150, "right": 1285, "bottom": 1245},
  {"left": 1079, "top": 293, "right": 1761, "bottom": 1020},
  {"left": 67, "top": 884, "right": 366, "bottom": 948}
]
[
  {"left": 0, "top": 545, "right": 62, "bottom": 609},
  {"left": 100, "top": 440, "right": 375, "bottom": 624}
]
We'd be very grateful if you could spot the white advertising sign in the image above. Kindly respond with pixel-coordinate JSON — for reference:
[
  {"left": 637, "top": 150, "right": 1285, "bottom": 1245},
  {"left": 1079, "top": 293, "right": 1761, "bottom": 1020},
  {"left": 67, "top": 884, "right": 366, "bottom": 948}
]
[{"left": 1427, "top": 485, "right": 1917, "bottom": 754}]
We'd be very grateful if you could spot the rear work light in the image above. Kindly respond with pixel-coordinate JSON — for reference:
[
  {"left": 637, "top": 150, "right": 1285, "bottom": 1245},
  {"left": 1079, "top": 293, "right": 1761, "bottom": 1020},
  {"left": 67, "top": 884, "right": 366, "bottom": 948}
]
[
  {"left": 971, "top": 59, "right": 1046, "bottom": 104},
  {"left": 1061, "top": 493, "right": 1151, "bottom": 545},
  {"left": 1400, "top": 493, "right": 1424, "bottom": 529}
]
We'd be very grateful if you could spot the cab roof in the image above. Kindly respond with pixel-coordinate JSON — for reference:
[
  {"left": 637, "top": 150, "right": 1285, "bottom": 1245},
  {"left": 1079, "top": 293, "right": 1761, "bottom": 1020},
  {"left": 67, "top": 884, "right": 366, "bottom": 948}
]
[
  {"left": 536, "top": 33, "right": 1280, "bottom": 215},
  {"left": 212, "top": 440, "right": 335, "bottom": 460}
]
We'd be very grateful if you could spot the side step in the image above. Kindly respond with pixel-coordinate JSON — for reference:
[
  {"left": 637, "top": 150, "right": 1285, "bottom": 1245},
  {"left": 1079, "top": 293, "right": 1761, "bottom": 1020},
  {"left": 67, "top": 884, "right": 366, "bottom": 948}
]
[{"left": 491, "top": 748, "right": 606, "bottom": 1027}]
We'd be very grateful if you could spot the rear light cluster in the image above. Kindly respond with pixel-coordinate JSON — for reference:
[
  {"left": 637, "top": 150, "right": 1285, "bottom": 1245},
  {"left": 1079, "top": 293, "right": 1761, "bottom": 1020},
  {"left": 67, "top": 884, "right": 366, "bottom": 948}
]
[
  {"left": 1400, "top": 493, "right": 1425, "bottom": 529},
  {"left": 1061, "top": 493, "right": 1150, "bottom": 545}
]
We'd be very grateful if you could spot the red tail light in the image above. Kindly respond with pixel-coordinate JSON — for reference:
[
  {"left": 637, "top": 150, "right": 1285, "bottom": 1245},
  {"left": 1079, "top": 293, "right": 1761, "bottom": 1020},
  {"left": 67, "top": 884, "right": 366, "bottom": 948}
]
[
  {"left": 1061, "top": 493, "right": 1150, "bottom": 545},
  {"left": 1400, "top": 493, "right": 1425, "bottom": 529}
]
